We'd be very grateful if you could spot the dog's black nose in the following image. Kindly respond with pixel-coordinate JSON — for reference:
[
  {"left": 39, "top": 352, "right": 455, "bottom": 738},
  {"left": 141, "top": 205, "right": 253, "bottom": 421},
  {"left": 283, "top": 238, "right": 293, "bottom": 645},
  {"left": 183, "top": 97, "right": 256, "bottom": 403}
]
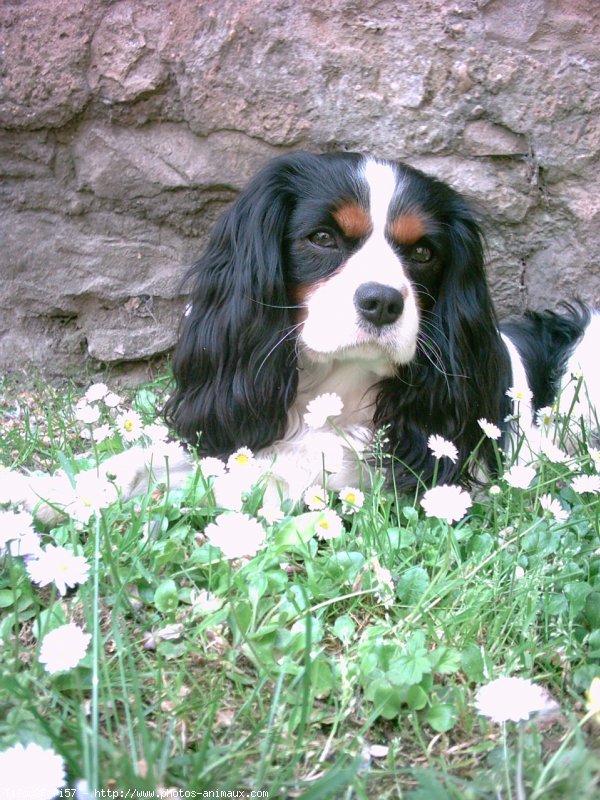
[{"left": 354, "top": 282, "right": 404, "bottom": 327}]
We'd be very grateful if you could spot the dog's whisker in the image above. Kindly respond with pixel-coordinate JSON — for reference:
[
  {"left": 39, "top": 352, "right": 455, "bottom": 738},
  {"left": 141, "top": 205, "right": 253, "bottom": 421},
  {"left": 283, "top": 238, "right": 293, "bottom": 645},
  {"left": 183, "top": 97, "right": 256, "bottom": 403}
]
[
  {"left": 250, "top": 298, "right": 305, "bottom": 311},
  {"left": 255, "top": 322, "right": 303, "bottom": 377}
]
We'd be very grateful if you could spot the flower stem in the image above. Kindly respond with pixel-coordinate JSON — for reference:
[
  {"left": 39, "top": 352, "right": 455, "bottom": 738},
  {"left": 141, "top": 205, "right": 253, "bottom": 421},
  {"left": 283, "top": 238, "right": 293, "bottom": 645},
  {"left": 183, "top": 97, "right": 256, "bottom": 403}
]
[
  {"left": 503, "top": 721, "right": 514, "bottom": 800},
  {"left": 516, "top": 722, "right": 526, "bottom": 800}
]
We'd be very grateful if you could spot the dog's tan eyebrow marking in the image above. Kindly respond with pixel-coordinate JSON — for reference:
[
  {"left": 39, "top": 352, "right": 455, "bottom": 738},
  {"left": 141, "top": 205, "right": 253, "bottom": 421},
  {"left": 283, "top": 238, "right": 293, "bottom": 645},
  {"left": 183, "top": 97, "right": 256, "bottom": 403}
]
[
  {"left": 333, "top": 203, "right": 373, "bottom": 239},
  {"left": 389, "top": 213, "right": 428, "bottom": 245}
]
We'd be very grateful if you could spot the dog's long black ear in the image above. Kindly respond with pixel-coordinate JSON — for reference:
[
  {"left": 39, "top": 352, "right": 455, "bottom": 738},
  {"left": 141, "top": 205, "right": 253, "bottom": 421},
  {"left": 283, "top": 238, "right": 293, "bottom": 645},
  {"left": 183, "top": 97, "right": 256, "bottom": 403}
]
[
  {"left": 164, "top": 155, "right": 305, "bottom": 456},
  {"left": 375, "top": 192, "right": 511, "bottom": 487}
]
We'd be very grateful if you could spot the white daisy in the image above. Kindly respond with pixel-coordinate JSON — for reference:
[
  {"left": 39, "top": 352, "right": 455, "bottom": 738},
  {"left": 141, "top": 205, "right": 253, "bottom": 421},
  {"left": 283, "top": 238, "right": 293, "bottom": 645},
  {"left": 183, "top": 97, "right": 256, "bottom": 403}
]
[
  {"left": 536, "top": 406, "right": 555, "bottom": 429},
  {"left": 304, "top": 392, "right": 344, "bottom": 429},
  {"left": 312, "top": 432, "right": 346, "bottom": 474},
  {"left": 539, "top": 493, "right": 569, "bottom": 523},
  {"left": 198, "top": 456, "right": 227, "bottom": 479},
  {"left": 26, "top": 545, "right": 90, "bottom": 596},
  {"left": 204, "top": 512, "right": 267, "bottom": 559},
  {"left": 116, "top": 409, "right": 144, "bottom": 442},
  {"left": 475, "top": 676, "right": 559, "bottom": 724},
  {"left": 143, "top": 423, "right": 170, "bottom": 444},
  {"left": 103, "top": 391, "right": 122, "bottom": 409},
  {"left": 0, "top": 509, "right": 36, "bottom": 554},
  {"left": 571, "top": 474, "right": 600, "bottom": 494},
  {"left": 427, "top": 434, "right": 459, "bottom": 463},
  {"left": 84, "top": 382, "right": 109, "bottom": 403},
  {"left": 315, "top": 509, "right": 344, "bottom": 540},
  {"left": 420, "top": 484, "right": 472, "bottom": 524},
  {"left": 503, "top": 464, "right": 536, "bottom": 490},
  {"left": 478, "top": 418, "right": 502, "bottom": 440},
  {"left": 74, "top": 402, "right": 101, "bottom": 425},
  {"left": 338, "top": 486, "right": 365, "bottom": 514},
  {"left": 506, "top": 386, "right": 533, "bottom": 405},
  {"left": 8, "top": 529, "right": 43, "bottom": 560},
  {"left": 0, "top": 465, "right": 18, "bottom": 505},
  {"left": 39, "top": 623, "right": 91, "bottom": 674},
  {"left": 68, "top": 473, "right": 116, "bottom": 525},
  {"left": 0, "top": 742, "right": 66, "bottom": 800},
  {"left": 212, "top": 466, "right": 263, "bottom": 511},
  {"left": 258, "top": 502, "right": 285, "bottom": 525},
  {"left": 303, "top": 484, "right": 329, "bottom": 511},
  {"left": 227, "top": 447, "right": 256, "bottom": 471},
  {"left": 92, "top": 423, "right": 112, "bottom": 444},
  {"left": 537, "top": 438, "right": 569, "bottom": 464}
]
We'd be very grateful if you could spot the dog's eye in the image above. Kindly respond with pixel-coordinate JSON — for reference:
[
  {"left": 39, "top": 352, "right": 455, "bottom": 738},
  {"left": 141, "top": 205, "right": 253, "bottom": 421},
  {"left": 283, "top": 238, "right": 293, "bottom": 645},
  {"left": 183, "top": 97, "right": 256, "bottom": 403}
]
[
  {"left": 409, "top": 244, "right": 434, "bottom": 263},
  {"left": 308, "top": 230, "right": 338, "bottom": 249}
]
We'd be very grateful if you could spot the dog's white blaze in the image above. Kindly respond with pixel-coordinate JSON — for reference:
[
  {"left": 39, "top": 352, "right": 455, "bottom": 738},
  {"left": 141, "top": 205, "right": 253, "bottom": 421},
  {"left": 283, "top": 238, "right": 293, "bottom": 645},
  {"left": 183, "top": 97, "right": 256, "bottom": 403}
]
[{"left": 362, "top": 159, "right": 398, "bottom": 232}]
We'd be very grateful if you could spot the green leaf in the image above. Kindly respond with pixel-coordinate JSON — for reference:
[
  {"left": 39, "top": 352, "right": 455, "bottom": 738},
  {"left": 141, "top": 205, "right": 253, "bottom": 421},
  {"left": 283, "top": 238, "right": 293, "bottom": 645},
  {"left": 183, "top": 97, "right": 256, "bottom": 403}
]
[
  {"left": 312, "top": 659, "right": 334, "bottom": 698},
  {"left": 154, "top": 540, "right": 186, "bottom": 568},
  {"left": 469, "top": 533, "right": 494, "bottom": 557},
  {"left": 399, "top": 528, "right": 417, "bottom": 548},
  {"left": 273, "top": 512, "right": 320, "bottom": 550},
  {"left": 367, "top": 678, "right": 405, "bottom": 719},
  {"left": 135, "top": 387, "right": 158, "bottom": 418},
  {"left": 406, "top": 684, "right": 429, "bottom": 711},
  {"left": 565, "top": 581, "right": 592, "bottom": 618},
  {"left": 587, "top": 629, "right": 600, "bottom": 658},
  {"left": 332, "top": 614, "right": 356, "bottom": 645},
  {"left": 388, "top": 634, "right": 431, "bottom": 686},
  {"left": 153, "top": 579, "right": 179, "bottom": 615},
  {"left": 461, "top": 643, "right": 485, "bottom": 683},
  {"left": 584, "top": 592, "right": 600, "bottom": 629},
  {"left": 324, "top": 552, "right": 365, "bottom": 584},
  {"left": 247, "top": 573, "right": 269, "bottom": 607},
  {"left": 401, "top": 506, "right": 419, "bottom": 523},
  {"left": 396, "top": 566, "right": 429, "bottom": 606},
  {"left": 0, "top": 589, "right": 15, "bottom": 609},
  {"left": 545, "top": 592, "right": 568, "bottom": 616},
  {"left": 230, "top": 601, "right": 253, "bottom": 636},
  {"left": 423, "top": 702, "right": 457, "bottom": 732},
  {"left": 430, "top": 646, "right": 462, "bottom": 675}
]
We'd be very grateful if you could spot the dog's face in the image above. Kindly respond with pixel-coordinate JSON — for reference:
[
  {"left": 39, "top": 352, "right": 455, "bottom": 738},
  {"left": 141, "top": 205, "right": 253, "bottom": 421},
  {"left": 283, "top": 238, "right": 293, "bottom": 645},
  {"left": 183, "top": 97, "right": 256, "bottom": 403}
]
[
  {"left": 286, "top": 157, "right": 447, "bottom": 369},
  {"left": 167, "top": 149, "right": 504, "bottom": 470}
]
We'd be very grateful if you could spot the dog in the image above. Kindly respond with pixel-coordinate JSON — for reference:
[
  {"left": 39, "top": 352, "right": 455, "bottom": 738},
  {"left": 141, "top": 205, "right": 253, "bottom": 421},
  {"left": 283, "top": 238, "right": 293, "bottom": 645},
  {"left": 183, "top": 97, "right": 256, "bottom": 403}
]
[{"left": 8, "top": 151, "right": 600, "bottom": 523}]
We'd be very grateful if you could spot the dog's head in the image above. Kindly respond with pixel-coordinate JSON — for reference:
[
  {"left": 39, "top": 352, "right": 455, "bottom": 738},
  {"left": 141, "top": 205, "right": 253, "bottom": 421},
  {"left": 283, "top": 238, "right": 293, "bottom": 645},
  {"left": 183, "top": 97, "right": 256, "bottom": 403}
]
[{"left": 165, "top": 151, "right": 508, "bottom": 483}]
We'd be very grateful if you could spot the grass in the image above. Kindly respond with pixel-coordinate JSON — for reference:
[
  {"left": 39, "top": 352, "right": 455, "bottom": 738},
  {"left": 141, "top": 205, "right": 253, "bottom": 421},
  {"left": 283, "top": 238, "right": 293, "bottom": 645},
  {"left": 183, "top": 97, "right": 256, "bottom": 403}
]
[{"left": 1, "top": 374, "right": 600, "bottom": 798}]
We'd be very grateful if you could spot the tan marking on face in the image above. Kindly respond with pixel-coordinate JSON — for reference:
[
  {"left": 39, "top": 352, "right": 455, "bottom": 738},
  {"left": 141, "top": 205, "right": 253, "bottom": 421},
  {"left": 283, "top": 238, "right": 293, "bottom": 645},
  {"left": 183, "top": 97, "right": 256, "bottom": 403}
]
[
  {"left": 389, "top": 213, "right": 427, "bottom": 246},
  {"left": 333, "top": 203, "right": 372, "bottom": 239},
  {"left": 287, "top": 282, "right": 317, "bottom": 323}
]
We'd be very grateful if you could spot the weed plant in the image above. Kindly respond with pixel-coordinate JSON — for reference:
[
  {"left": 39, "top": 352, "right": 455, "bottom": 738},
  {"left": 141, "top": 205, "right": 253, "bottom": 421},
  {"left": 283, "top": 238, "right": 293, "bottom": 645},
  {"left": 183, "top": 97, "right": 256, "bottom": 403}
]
[{"left": 1, "top": 375, "right": 600, "bottom": 798}]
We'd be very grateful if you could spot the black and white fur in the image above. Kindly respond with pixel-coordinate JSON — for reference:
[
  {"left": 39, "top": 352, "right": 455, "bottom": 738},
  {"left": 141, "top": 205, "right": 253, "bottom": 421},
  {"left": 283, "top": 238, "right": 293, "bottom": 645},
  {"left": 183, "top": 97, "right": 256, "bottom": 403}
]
[{"left": 9, "top": 152, "right": 599, "bottom": 522}]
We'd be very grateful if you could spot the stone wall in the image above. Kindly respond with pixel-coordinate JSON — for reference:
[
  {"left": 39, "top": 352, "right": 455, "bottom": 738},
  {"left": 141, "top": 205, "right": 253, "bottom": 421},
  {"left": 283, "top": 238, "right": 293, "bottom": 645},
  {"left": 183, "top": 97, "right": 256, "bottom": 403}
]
[{"left": 1, "top": 0, "right": 599, "bottom": 379}]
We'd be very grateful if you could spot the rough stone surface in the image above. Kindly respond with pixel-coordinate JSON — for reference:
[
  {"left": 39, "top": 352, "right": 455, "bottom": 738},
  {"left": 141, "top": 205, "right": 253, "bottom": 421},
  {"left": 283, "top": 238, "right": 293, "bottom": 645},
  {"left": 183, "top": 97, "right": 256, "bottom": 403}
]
[{"left": 1, "top": 0, "right": 599, "bottom": 380}]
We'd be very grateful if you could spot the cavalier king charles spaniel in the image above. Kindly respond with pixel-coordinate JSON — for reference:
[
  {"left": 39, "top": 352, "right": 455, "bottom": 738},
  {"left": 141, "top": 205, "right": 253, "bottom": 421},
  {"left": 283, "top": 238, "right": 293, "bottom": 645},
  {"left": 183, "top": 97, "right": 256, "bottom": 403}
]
[{"left": 10, "top": 151, "right": 600, "bottom": 522}]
